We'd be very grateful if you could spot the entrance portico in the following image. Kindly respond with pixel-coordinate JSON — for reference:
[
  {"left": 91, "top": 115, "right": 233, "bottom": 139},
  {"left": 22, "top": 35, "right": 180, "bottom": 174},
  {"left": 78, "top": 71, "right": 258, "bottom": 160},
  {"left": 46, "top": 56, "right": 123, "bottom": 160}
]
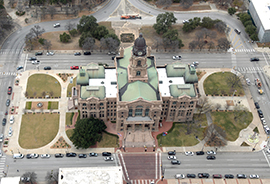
[{"left": 125, "top": 116, "right": 154, "bottom": 132}]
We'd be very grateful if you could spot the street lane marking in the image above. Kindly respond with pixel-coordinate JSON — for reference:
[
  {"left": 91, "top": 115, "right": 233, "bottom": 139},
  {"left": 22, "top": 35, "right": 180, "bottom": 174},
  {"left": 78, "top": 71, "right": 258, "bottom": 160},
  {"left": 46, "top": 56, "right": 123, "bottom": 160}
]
[
  {"left": 263, "top": 52, "right": 269, "bottom": 66},
  {"left": 262, "top": 150, "right": 270, "bottom": 167},
  {"left": 155, "top": 153, "right": 157, "bottom": 179},
  {"left": 119, "top": 152, "right": 130, "bottom": 180}
]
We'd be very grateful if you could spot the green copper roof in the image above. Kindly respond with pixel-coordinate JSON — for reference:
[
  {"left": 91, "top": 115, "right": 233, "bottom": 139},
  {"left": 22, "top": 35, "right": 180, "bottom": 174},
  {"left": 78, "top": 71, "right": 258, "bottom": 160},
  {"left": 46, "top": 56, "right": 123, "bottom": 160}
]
[
  {"left": 122, "top": 81, "right": 157, "bottom": 101},
  {"left": 166, "top": 62, "right": 187, "bottom": 77},
  {"left": 80, "top": 86, "right": 105, "bottom": 99},
  {"left": 169, "top": 84, "right": 196, "bottom": 98},
  {"left": 118, "top": 47, "right": 132, "bottom": 68},
  {"left": 117, "top": 67, "right": 128, "bottom": 89},
  {"left": 77, "top": 63, "right": 105, "bottom": 85},
  {"left": 77, "top": 68, "right": 89, "bottom": 85},
  {"left": 147, "top": 66, "right": 158, "bottom": 90},
  {"left": 184, "top": 66, "right": 198, "bottom": 83}
]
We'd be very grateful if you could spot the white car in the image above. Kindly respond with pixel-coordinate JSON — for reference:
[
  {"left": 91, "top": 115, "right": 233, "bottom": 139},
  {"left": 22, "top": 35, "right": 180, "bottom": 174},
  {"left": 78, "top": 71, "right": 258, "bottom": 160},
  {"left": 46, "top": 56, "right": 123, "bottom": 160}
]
[
  {"left": 173, "top": 55, "right": 181, "bottom": 60},
  {"left": 32, "top": 60, "right": 40, "bottom": 65},
  {"left": 167, "top": 155, "right": 177, "bottom": 160},
  {"left": 0, "top": 134, "right": 3, "bottom": 143},
  {"left": 206, "top": 150, "right": 216, "bottom": 155},
  {"left": 192, "top": 61, "right": 199, "bottom": 66},
  {"left": 46, "top": 51, "right": 54, "bottom": 56},
  {"left": 104, "top": 157, "right": 114, "bottom": 161},
  {"left": 183, "top": 20, "right": 189, "bottom": 24},
  {"left": 53, "top": 23, "right": 60, "bottom": 28},
  {"left": 175, "top": 174, "right": 185, "bottom": 179},
  {"left": 185, "top": 151, "right": 194, "bottom": 156},
  {"left": 249, "top": 174, "right": 259, "bottom": 179},
  {"left": 8, "top": 127, "right": 13, "bottom": 137},
  {"left": 10, "top": 115, "right": 14, "bottom": 124},
  {"left": 246, "top": 78, "right": 251, "bottom": 85},
  {"left": 41, "top": 154, "right": 51, "bottom": 158},
  {"left": 266, "top": 149, "right": 270, "bottom": 154}
]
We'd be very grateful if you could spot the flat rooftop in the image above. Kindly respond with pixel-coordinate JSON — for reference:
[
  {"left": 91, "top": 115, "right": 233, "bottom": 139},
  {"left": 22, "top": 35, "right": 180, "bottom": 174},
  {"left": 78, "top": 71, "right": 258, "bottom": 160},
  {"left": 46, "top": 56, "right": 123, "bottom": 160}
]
[
  {"left": 59, "top": 166, "right": 123, "bottom": 184},
  {"left": 251, "top": 0, "right": 270, "bottom": 30},
  {"left": 89, "top": 69, "right": 117, "bottom": 98},
  {"left": 157, "top": 68, "right": 185, "bottom": 97}
]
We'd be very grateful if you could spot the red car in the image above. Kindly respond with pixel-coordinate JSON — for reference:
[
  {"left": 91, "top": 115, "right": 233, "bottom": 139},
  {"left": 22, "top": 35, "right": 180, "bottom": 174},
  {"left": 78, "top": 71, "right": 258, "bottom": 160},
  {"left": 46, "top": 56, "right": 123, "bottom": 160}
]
[
  {"left": 70, "top": 66, "right": 79, "bottom": 70},
  {"left": 7, "top": 86, "right": 12, "bottom": 95}
]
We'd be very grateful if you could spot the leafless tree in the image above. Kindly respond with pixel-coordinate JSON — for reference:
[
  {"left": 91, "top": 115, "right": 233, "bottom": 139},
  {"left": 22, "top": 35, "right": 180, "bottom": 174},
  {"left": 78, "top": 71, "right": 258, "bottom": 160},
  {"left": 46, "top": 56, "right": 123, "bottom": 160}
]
[
  {"left": 0, "top": 17, "right": 14, "bottom": 30},
  {"left": 25, "top": 32, "right": 35, "bottom": 50},
  {"left": 156, "top": 0, "right": 172, "bottom": 9},
  {"left": 16, "top": 0, "right": 24, "bottom": 14},
  {"left": 45, "top": 170, "right": 59, "bottom": 184},
  {"left": 224, "top": 103, "right": 229, "bottom": 110},
  {"left": 21, "top": 172, "right": 37, "bottom": 183},
  {"left": 40, "top": 8, "right": 46, "bottom": 20},
  {"left": 33, "top": 92, "right": 37, "bottom": 98},
  {"left": 30, "top": 25, "right": 45, "bottom": 39},
  {"left": 215, "top": 21, "right": 227, "bottom": 33},
  {"left": 152, "top": 36, "right": 163, "bottom": 52},
  {"left": 205, "top": 124, "right": 227, "bottom": 147},
  {"left": 48, "top": 6, "right": 56, "bottom": 19},
  {"left": 217, "top": 38, "right": 230, "bottom": 51},
  {"left": 195, "top": 30, "right": 204, "bottom": 41},
  {"left": 197, "top": 40, "right": 206, "bottom": 51},
  {"left": 43, "top": 40, "right": 52, "bottom": 52},
  {"left": 207, "top": 41, "right": 215, "bottom": 51},
  {"left": 41, "top": 91, "right": 46, "bottom": 98},
  {"left": 209, "top": 31, "right": 217, "bottom": 39},
  {"left": 162, "top": 38, "right": 171, "bottom": 51},
  {"left": 82, "top": 37, "right": 95, "bottom": 51},
  {"left": 189, "top": 40, "right": 197, "bottom": 51},
  {"left": 201, "top": 28, "right": 211, "bottom": 38},
  {"left": 64, "top": 7, "right": 69, "bottom": 16},
  {"left": 226, "top": 74, "right": 241, "bottom": 88},
  {"left": 213, "top": 0, "right": 233, "bottom": 8},
  {"left": 8, "top": 0, "right": 15, "bottom": 8},
  {"left": 215, "top": 103, "right": 221, "bottom": 110},
  {"left": 24, "top": 91, "right": 29, "bottom": 98},
  {"left": 49, "top": 91, "right": 54, "bottom": 97},
  {"left": 197, "top": 95, "right": 212, "bottom": 116},
  {"left": 171, "top": 40, "right": 179, "bottom": 52},
  {"left": 180, "top": 0, "right": 193, "bottom": 9},
  {"left": 65, "top": 21, "right": 76, "bottom": 32}
]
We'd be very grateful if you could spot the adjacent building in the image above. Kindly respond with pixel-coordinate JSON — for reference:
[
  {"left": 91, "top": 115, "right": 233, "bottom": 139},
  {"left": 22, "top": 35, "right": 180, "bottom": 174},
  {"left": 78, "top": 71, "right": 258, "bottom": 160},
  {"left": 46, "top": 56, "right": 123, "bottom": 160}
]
[
  {"left": 249, "top": 0, "right": 270, "bottom": 42},
  {"left": 70, "top": 34, "right": 199, "bottom": 134}
]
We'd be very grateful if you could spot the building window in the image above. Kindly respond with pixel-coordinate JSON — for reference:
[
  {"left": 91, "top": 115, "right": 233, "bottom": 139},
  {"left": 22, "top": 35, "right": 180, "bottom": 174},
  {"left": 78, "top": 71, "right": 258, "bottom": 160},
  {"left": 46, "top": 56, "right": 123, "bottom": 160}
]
[
  {"left": 190, "top": 101, "right": 194, "bottom": 104},
  {"left": 121, "top": 123, "right": 123, "bottom": 127},
  {"left": 173, "top": 101, "right": 176, "bottom": 104},
  {"left": 129, "top": 109, "right": 133, "bottom": 116},
  {"left": 100, "top": 103, "right": 103, "bottom": 106},
  {"left": 82, "top": 103, "right": 87, "bottom": 106},
  {"left": 137, "top": 60, "right": 141, "bottom": 66},
  {"left": 145, "top": 108, "right": 149, "bottom": 116},
  {"left": 135, "top": 106, "right": 143, "bottom": 116},
  {"left": 136, "top": 71, "right": 141, "bottom": 76}
]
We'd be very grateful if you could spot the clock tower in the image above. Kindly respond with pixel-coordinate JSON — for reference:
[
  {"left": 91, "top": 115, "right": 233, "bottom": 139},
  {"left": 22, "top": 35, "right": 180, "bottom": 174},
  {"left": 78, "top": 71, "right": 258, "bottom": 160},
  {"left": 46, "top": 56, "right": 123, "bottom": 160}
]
[{"left": 127, "top": 33, "right": 150, "bottom": 83}]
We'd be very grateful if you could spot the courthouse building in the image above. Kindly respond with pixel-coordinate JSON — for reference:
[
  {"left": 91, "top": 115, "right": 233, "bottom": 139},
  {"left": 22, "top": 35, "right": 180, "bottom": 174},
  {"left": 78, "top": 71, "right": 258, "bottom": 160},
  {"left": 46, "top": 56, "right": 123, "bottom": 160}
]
[{"left": 70, "top": 34, "right": 199, "bottom": 133}]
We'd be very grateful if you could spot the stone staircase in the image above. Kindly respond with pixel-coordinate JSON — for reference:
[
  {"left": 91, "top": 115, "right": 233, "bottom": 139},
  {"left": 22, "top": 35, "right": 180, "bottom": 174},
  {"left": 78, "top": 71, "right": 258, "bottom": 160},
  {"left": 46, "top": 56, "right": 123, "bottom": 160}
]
[{"left": 124, "top": 130, "right": 155, "bottom": 147}]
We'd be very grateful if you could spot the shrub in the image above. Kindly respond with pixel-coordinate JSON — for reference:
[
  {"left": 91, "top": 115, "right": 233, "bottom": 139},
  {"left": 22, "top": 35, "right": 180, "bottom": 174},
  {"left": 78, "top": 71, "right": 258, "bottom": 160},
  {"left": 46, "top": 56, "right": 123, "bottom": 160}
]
[
  {"left": 38, "top": 38, "right": 45, "bottom": 45},
  {"left": 16, "top": 11, "right": 25, "bottom": 16},
  {"left": 48, "top": 101, "right": 51, "bottom": 109},
  {"left": 69, "top": 29, "right": 78, "bottom": 37},
  {"left": 60, "top": 32, "right": 71, "bottom": 43},
  {"left": 25, "top": 18, "right": 28, "bottom": 23}
]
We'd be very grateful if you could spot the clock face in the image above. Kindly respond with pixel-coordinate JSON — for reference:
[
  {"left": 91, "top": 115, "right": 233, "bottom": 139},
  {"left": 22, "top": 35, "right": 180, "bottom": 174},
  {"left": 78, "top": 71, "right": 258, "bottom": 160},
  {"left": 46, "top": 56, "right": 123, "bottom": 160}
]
[{"left": 138, "top": 51, "right": 142, "bottom": 56}]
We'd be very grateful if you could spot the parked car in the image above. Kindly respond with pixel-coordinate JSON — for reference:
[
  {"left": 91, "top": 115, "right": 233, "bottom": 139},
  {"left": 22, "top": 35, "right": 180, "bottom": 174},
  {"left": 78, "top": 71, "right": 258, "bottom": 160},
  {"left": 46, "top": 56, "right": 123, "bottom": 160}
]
[
  {"left": 10, "top": 115, "right": 14, "bottom": 124},
  {"left": 2, "top": 118, "right": 6, "bottom": 126},
  {"left": 46, "top": 51, "right": 54, "bottom": 56},
  {"left": 250, "top": 57, "right": 259, "bottom": 61},
  {"left": 89, "top": 152, "right": 98, "bottom": 157},
  {"left": 187, "top": 174, "right": 196, "bottom": 178},
  {"left": 44, "top": 66, "right": 51, "bottom": 70},
  {"left": 16, "top": 66, "right": 23, "bottom": 70},
  {"left": 8, "top": 127, "right": 12, "bottom": 137},
  {"left": 246, "top": 78, "right": 251, "bottom": 85},
  {"left": 29, "top": 57, "right": 37, "bottom": 61},
  {"left": 102, "top": 152, "right": 111, "bottom": 156},
  {"left": 32, "top": 60, "right": 40, "bottom": 65},
  {"left": 104, "top": 156, "right": 114, "bottom": 161},
  {"left": 266, "top": 148, "right": 270, "bottom": 154},
  {"left": 213, "top": 174, "right": 222, "bottom": 178},
  {"left": 70, "top": 66, "right": 79, "bottom": 70},
  {"left": 78, "top": 154, "right": 87, "bottom": 158},
  {"left": 224, "top": 174, "right": 234, "bottom": 179},
  {"left": 167, "top": 156, "right": 176, "bottom": 160},
  {"left": 206, "top": 150, "right": 216, "bottom": 155},
  {"left": 206, "top": 155, "right": 216, "bottom": 160},
  {"left": 234, "top": 28, "right": 241, "bottom": 34},
  {"left": 192, "top": 61, "right": 199, "bottom": 66},
  {"left": 26, "top": 153, "right": 39, "bottom": 159},
  {"left": 171, "top": 160, "right": 181, "bottom": 165},
  {"left": 6, "top": 99, "right": 10, "bottom": 107},
  {"left": 55, "top": 153, "right": 64, "bottom": 158},
  {"left": 249, "top": 174, "right": 259, "bottom": 179},
  {"left": 108, "top": 51, "right": 116, "bottom": 55},
  {"left": 172, "top": 55, "right": 181, "bottom": 60},
  {"left": 168, "top": 151, "right": 176, "bottom": 155},
  {"left": 66, "top": 153, "right": 77, "bottom": 157},
  {"left": 183, "top": 20, "right": 189, "bottom": 24},
  {"left": 185, "top": 151, "right": 194, "bottom": 156},
  {"left": 196, "top": 151, "right": 204, "bottom": 155},
  {"left": 83, "top": 51, "right": 91, "bottom": 55},
  {"left": 53, "top": 23, "right": 60, "bottom": 28},
  {"left": 21, "top": 177, "right": 30, "bottom": 182},
  {"left": 40, "top": 154, "right": 51, "bottom": 158},
  {"left": 74, "top": 52, "right": 81, "bottom": 56},
  {"left": 254, "top": 102, "right": 260, "bottom": 109},
  {"left": 175, "top": 174, "right": 185, "bottom": 179},
  {"left": 237, "top": 174, "right": 247, "bottom": 179},
  {"left": 0, "top": 134, "right": 4, "bottom": 142},
  {"left": 8, "top": 86, "right": 12, "bottom": 95},
  {"left": 257, "top": 109, "right": 264, "bottom": 118},
  {"left": 198, "top": 173, "right": 209, "bottom": 178},
  {"left": 35, "top": 52, "right": 43, "bottom": 56}
]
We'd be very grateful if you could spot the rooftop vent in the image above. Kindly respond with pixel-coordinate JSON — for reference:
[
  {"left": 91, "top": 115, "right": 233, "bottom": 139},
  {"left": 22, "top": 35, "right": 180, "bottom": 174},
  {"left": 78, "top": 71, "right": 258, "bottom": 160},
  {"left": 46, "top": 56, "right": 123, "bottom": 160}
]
[{"left": 86, "top": 86, "right": 99, "bottom": 91}]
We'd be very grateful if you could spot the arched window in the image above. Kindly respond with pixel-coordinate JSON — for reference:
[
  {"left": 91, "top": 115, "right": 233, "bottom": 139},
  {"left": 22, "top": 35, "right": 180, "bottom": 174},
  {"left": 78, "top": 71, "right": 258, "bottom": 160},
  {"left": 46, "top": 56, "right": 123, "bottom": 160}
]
[
  {"left": 145, "top": 108, "right": 149, "bottom": 116},
  {"left": 137, "top": 60, "right": 141, "bottom": 66},
  {"left": 136, "top": 71, "right": 141, "bottom": 76},
  {"left": 135, "top": 106, "right": 143, "bottom": 116}
]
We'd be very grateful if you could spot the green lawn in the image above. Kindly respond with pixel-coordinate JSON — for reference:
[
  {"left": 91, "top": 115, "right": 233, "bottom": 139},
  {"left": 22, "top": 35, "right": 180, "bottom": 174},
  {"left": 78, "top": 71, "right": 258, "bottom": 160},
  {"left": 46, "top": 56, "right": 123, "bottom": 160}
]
[
  {"left": 67, "top": 77, "right": 76, "bottom": 97},
  {"left": 97, "top": 132, "right": 119, "bottom": 148},
  {"left": 66, "top": 129, "right": 74, "bottom": 140},
  {"left": 211, "top": 111, "right": 253, "bottom": 141},
  {"left": 19, "top": 114, "right": 59, "bottom": 149},
  {"left": 204, "top": 72, "right": 245, "bottom": 96},
  {"left": 26, "top": 74, "right": 61, "bottom": 98},
  {"left": 66, "top": 112, "right": 74, "bottom": 126},
  {"left": 157, "top": 114, "right": 207, "bottom": 147},
  {"left": 48, "top": 102, "right": 59, "bottom": 109},
  {"left": 25, "top": 102, "right": 32, "bottom": 109}
]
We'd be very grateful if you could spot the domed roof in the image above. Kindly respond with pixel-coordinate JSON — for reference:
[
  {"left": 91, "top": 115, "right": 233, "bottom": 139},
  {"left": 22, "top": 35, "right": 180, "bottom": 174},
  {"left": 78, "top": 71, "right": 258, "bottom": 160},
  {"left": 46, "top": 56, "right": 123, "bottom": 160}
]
[{"left": 132, "top": 33, "right": 147, "bottom": 56}]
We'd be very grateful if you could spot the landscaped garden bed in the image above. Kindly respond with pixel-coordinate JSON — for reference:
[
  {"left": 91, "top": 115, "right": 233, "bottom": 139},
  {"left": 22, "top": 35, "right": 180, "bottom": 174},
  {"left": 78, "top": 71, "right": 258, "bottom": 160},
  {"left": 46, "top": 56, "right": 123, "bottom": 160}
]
[{"left": 50, "top": 136, "right": 71, "bottom": 149}]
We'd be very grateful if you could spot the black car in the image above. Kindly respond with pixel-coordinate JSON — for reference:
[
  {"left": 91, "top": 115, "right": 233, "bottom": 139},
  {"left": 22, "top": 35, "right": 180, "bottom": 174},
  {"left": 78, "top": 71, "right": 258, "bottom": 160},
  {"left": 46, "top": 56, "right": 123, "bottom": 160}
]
[
  {"left": 187, "top": 174, "right": 196, "bottom": 178},
  {"left": 102, "top": 152, "right": 111, "bottom": 156},
  {"left": 35, "top": 52, "right": 43, "bottom": 56},
  {"left": 74, "top": 52, "right": 81, "bottom": 56},
  {"left": 2, "top": 118, "right": 6, "bottom": 126},
  {"left": 224, "top": 174, "right": 234, "bottom": 179},
  {"left": 237, "top": 174, "right": 247, "bottom": 179},
  {"left": 29, "top": 57, "right": 37, "bottom": 61},
  {"left": 198, "top": 173, "right": 209, "bottom": 178},
  {"left": 55, "top": 153, "right": 64, "bottom": 158},
  {"left": 26, "top": 154, "right": 39, "bottom": 159},
  {"left": 196, "top": 151, "right": 204, "bottom": 155},
  {"left": 6, "top": 99, "right": 10, "bottom": 107},
  {"left": 112, "top": 56, "right": 116, "bottom": 60},
  {"left": 257, "top": 109, "right": 264, "bottom": 118},
  {"left": 207, "top": 155, "right": 216, "bottom": 160},
  {"left": 168, "top": 151, "right": 176, "bottom": 155},
  {"left": 16, "top": 66, "right": 23, "bottom": 70},
  {"left": 78, "top": 154, "right": 87, "bottom": 158},
  {"left": 254, "top": 102, "right": 260, "bottom": 109},
  {"left": 83, "top": 51, "right": 91, "bottom": 55},
  {"left": 171, "top": 160, "right": 181, "bottom": 165},
  {"left": 89, "top": 152, "right": 98, "bottom": 157},
  {"left": 44, "top": 66, "right": 51, "bottom": 70},
  {"left": 66, "top": 153, "right": 77, "bottom": 157},
  {"left": 250, "top": 57, "right": 259, "bottom": 61}
]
